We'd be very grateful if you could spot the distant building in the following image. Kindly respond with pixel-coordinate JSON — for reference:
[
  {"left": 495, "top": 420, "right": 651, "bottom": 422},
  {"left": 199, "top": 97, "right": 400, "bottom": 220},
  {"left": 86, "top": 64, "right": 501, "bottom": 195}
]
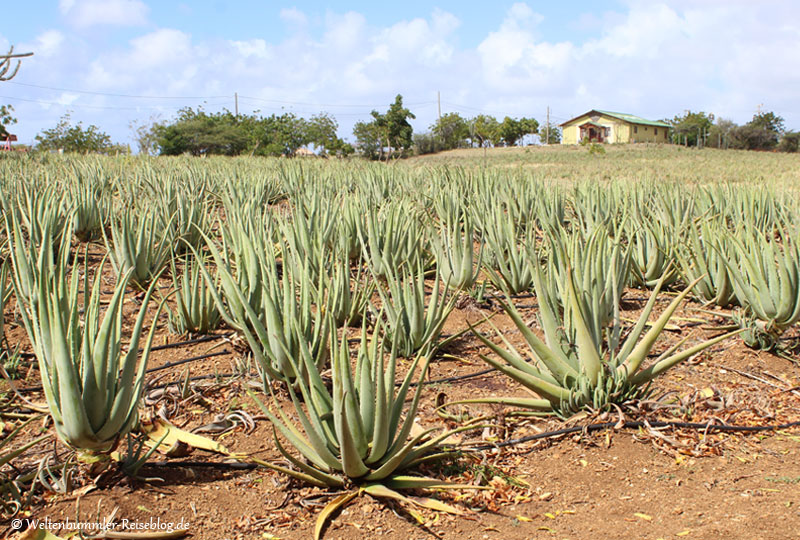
[
  {"left": 2, "top": 133, "right": 17, "bottom": 151},
  {"left": 560, "top": 110, "right": 670, "bottom": 144}
]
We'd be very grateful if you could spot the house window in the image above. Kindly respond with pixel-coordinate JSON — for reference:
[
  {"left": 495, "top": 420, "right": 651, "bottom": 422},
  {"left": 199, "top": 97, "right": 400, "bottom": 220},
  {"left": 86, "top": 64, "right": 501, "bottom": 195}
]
[
  {"left": 634, "top": 126, "right": 638, "bottom": 134},
  {"left": 654, "top": 128, "right": 658, "bottom": 136},
  {"left": 644, "top": 126, "right": 648, "bottom": 131}
]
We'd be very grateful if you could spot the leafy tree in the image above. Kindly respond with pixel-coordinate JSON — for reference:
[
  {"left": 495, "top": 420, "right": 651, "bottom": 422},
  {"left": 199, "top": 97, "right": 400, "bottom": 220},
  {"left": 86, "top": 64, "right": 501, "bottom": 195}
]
[
  {"left": 706, "top": 118, "right": 737, "bottom": 149},
  {"left": 469, "top": 115, "right": 499, "bottom": 148},
  {"left": 354, "top": 95, "right": 416, "bottom": 160},
  {"left": 35, "top": 112, "right": 120, "bottom": 154},
  {"left": 386, "top": 94, "right": 416, "bottom": 155},
  {"left": 727, "top": 111, "right": 785, "bottom": 151},
  {"left": 778, "top": 131, "right": 800, "bottom": 153},
  {"left": 669, "top": 111, "right": 713, "bottom": 147},
  {"left": 539, "top": 121, "right": 562, "bottom": 144},
  {"left": 778, "top": 132, "right": 799, "bottom": 153},
  {"left": 353, "top": 120, "right": 383, "bottom": 160},
  {"left": 0, "top": 104, "right": 16, "bottom": 138},
  {"left": 743, "top": 111, "right": 784, "bottom": 150},
  {"left": 497, "top": 116, "right": 539, "bottom": 147},
  {"left": 413, "top": 133, "right": 441, "bottom": 155},
  {"left": 154, "top": 107, "right": 340, "bottom": 157},
  {"left": 431, "top": 112, "right": 469, "bottom": 150},
  {"left": 248, "top": 113, "right": 309, "bottom": 156},
  {"left": 498, "top": 117, "right": 522, "bottom": 147},
  {"left": 129, "top": 115, "right": 161, "bottom": 155},
  {"left": 749, "top": 111, "right": 785, "bottom": 134},
  {"left": 375, "top": 94, "right": 416, "bottom": 159},
  {"left": 155, "top": 108, "right": 248, "bottom": 156},
  {"left": 306, "top": 112, "right": 352, "bottom": 156}
]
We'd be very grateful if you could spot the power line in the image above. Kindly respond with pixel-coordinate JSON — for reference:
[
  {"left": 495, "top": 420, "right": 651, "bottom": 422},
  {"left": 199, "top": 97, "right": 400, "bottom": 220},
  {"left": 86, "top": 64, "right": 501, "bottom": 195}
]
[
  {"left": 441, "top": 100, "right": 549, "bottom": 119},
  {"left": 238, "top": 94, "right": 436, "bottom": 109},
  {"left": 6, "top": 80, "right": 228, "bottom": 100},
  {"left": 236, "top": 97, "right": 437, "bottom": 117},
  {"left": 0, "top": 94, "right": 229, "bottom": 111}
]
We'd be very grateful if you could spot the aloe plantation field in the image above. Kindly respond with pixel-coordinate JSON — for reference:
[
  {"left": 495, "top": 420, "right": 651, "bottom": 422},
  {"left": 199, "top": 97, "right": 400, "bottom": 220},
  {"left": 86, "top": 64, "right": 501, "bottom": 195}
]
[{"left": 2, "top": 144, "right": 800, "bottom": 540}]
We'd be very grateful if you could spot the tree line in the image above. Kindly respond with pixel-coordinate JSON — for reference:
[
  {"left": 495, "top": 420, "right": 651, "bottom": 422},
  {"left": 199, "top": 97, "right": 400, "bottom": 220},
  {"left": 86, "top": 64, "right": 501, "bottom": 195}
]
[
  {"left": 10, "top": 98, "right": 799, "bottom": 157},
  {"left": 668, "top": 110, "right": 798, "bottom": 152}
]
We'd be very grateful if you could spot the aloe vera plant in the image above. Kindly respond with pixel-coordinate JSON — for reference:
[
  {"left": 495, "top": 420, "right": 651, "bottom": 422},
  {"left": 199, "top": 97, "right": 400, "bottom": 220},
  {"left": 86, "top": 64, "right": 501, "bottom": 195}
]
[
  {"left": 481, "top": 205, "right": 534, "bottom": 294},
  {"left": 466, "top": 263, "right": 740, "bottom": 417},
  {"left": 430, "top": 206, "right": 481, "bottom": 290},
  {"left": 626, "top": 220, "right": 679, "bottom": 289},
  {"left": 726, "top": 227, "right": 800, "bottom": 348},
  {"left": 66, "top": 181, "right": 107, "bottom": 242},
  {"left": 320, "top": 247, "right": 374, "bottom": 327},
  {"left": 105, "top": 207, "right": 174, "bottom": 288},
  {"left": 544, "top": 225, "right": 631, "bottom": 346},
  {"left": 198, "top": 234, "right": 329, "bottom": 384},
  {"left": 11, "top": 235, "right": 167, "bottom": 452},
  {"left": 360, "top": 202, "right": 430, "bottom": 278},
  {"left": 252, "top": 319, "right": 468, "bottom": 539},
  {"left": 3, "top": 184, "right": 68, "bottom": 253},
  {"left": 166, "top": 253, "right": 222, "bottom": 335},
  {"left": 372, "top": 263, "right": 457, "bottom": 358},
  {"left": 676, "top": 219, "right": 737, "bottom": 307}
]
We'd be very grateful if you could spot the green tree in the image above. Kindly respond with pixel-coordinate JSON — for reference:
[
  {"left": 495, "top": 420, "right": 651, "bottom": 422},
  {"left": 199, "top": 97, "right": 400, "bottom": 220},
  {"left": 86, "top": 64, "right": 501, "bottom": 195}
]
[
  {"left": 35, "top": 113, "right": 121, "bottom": 154},
  {"left": 413, "top": 132, "right": 439, "bottom": 155},
  {"left": 129, "top": 114, "right": 161, "bottom": 155},
  {"left": 498, "top": 116, "right": 522, "bottom": 147},
  {"left": 249, "top": 113, "right": 310, "bottom": 156},
  {"left": 746, "top": 110, "right": 784, "bottom": 149},
  {"left": 383, "top": 94, "right": 416, "bottom": 159},
  {"left": 540, "top": 122, "right": 562, "bottom": 144},
  {"left": 669, "top": 111, "right": 713, "bottom": 147},
  {"left": 353, "top": 119, "right": 383, "bottom": 160},
  {"left": 497, "top": 116, "right": 539, "bottom": 147},
  {"left": 431, "top": 112, "right": 469, "bottom": 150},
  {"left": 0, "top": 104, "right": 16, "bottom": 138},
  {"left": 749, "top": 111, "right": 785, "bottom": 134},
  {"left": 306, "top": 112, "right": 352, "bottom": 156},
  {"left": 155, "top": 107, "right": 248, "bottom": 156},
  {"left": 778, "top": 132, "right": 799, "bottom": 153},
  {"left": 470, "top": 115, "right": 499, "bottom": 147},
  {"left": 728, "top": 111, "right": 785, "bottom": 151},
  {"left": 706, "top": 118, "right": 737, "bottom": 149},
  {"left": 355, "top": 95, "right": 416, "bottom": 160}
]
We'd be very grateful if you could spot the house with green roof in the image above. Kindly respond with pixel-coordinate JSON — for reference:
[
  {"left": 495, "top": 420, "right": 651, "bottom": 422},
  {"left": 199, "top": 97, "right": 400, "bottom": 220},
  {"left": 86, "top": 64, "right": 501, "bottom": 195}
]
[{"left": 559, "top": 110, "right": 671, "bottom": 144}]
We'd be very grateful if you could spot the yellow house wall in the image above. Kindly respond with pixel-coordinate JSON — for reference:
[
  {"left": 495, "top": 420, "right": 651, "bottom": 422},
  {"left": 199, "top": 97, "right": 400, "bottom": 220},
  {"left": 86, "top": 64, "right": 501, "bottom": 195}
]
[
  {"left": 560, "top": 113, "right": 670, "bottom": 144},
  {"left": 562, "top": 125, "right": 579, "bottom": 144},
  {"left": 560, "top": 113, "right": 628, "bottom": 144},
  {"left": 628, "top": 123, "right": 670, "bottom": 143}
]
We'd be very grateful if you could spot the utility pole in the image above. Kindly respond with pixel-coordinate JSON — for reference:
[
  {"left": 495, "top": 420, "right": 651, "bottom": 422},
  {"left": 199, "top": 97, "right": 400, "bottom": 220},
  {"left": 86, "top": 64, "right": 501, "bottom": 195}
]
[
  {"left": 437, "top": 91, "right": 442, "bottom": 146},
  {"left": 545, "top": 106, "right": 550, "bottom": 144},
  {"left": 235, "top": 92, "right": 239, "bottom": 117}
]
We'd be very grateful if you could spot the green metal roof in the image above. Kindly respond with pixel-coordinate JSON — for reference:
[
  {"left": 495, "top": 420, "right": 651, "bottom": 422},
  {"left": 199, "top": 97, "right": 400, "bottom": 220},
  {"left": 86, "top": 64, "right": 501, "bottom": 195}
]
[
  {"left": 594, "top": 110, "right": 671, "bottom": 128},
  {"left": 561, "top": 110, "right": 671, "bottom": 128}
]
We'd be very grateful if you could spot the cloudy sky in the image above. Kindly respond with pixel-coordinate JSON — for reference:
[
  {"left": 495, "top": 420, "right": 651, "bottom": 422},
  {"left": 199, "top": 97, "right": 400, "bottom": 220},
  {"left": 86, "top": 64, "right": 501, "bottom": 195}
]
[{"left": 1, "top": 0, "right": 798, "bottom": 148}]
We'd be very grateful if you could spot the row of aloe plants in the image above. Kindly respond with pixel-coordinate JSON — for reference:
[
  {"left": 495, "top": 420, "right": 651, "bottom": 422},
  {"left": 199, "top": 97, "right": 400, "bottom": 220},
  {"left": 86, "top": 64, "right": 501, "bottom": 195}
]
[{"left": 1, "top": 154, "right": 799, "bottom": 535}]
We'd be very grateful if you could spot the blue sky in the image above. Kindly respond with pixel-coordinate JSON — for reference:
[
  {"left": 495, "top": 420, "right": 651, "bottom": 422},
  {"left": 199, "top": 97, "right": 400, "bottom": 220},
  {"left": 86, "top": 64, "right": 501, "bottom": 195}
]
[{"left": 1, "top": 1, "right": 798, "bottom": 148}]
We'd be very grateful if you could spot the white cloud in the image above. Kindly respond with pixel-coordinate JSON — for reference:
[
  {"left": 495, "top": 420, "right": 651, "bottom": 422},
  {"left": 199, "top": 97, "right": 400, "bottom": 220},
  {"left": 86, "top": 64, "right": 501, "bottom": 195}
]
[
  {"left": 280, "top": 7, "right": 308, "bottom": 29},
  {"left": 5, "top": 1, "right": 800, "bottom": 148},
  {"left": 59, "top": 0, "right": 149, "bottom": 28},
  {"left": 30, "top": 30, "right": 65, "bottom": 58}
]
